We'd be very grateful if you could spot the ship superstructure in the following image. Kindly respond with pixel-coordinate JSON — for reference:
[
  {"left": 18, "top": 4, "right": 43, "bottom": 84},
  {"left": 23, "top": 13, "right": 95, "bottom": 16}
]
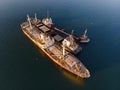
[
  {"left": 76, "top": 29, "right": 90, "bottom": 43},
  {"left": 62, "top": 30, "right": 82, "bottom": 54},
  {"left": 40, "top": 13, "right": 82, "bottom": 54},
  {"left": 20, "top": 14, "right": 90, "bottom": 78}
]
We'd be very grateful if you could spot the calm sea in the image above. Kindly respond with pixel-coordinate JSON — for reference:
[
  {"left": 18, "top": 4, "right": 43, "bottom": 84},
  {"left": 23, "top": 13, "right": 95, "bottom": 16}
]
[{"left": 0, "top": 0, "right": 120, "bottom": 90}]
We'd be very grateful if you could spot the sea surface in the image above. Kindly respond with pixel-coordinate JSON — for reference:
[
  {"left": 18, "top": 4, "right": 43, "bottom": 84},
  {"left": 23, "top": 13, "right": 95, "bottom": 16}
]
[{"left": 0, "top": 0, "right": 120, "bottom": 90}]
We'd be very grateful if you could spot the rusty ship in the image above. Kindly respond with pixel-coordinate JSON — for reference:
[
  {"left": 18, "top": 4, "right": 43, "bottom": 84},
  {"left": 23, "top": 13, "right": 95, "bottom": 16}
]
[{"left": 20, "top": 13, "right": 90, "bottom": 78}]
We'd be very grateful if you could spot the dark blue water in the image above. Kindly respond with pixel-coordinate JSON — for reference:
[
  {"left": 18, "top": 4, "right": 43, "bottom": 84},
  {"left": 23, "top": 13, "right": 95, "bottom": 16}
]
[{"left": 0, "top": 0, "right": 120, "bottom": 89}]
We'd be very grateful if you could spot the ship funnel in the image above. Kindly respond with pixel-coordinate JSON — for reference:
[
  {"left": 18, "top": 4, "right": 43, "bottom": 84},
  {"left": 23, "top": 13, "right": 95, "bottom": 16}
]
[{"left": 27, "top": 14, "right": 32, "bottom": 29}]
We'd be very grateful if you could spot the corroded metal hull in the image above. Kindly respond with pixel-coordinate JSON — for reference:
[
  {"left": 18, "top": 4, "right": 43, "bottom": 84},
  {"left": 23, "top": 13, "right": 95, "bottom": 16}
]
[{"left": 20, "top": 17, "right": 90, "bottom": 78}]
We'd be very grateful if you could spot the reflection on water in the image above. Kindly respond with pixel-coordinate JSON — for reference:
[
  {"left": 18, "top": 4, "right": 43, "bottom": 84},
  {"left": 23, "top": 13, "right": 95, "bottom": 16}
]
[
  {"left": 1, "top": 0, "right": 119, "bottom": 89},
  {"left": 35, "top": 40, "right": 84, "bottom": 86},
  {"left": 55, "top": 64, "right": 84, "bottom": 86},
  {"left": 35, "top": 42, "right": 85, "bottom": 86}
]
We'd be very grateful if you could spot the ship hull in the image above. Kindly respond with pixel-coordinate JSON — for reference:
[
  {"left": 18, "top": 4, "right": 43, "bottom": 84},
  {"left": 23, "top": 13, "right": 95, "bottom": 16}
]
[
  {"left": 79, "top": 38, "right": 90, "bottom": 43},
  {"left": 20, "top": 17, "right": 90, "bottom": 78},
  {"left": 22, "top": 29, "right": 89, "bottom": 78}
]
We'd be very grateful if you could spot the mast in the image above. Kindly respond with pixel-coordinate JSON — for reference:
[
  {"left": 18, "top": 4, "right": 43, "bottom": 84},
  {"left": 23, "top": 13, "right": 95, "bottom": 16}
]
[
  {"left": 35, "top": 13, "right": 37, "bottom": 21},
  {"left": 83, "top": 29, "right": 87, "bottom": 37},
  {"left": 47, "top": 11, "right": 49, "bottom": 18},
  {"left": 62, "top": 40, "right": 65, "bottom": 57},
  {"left": 45, "top": 11, "right": 53, "bottom": 27},
  {"left": 27, "top": 14, "right": 32, "bottom": 29},
  {"left": 70, "top": 30, "right": 74, "bottom": 46}
]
